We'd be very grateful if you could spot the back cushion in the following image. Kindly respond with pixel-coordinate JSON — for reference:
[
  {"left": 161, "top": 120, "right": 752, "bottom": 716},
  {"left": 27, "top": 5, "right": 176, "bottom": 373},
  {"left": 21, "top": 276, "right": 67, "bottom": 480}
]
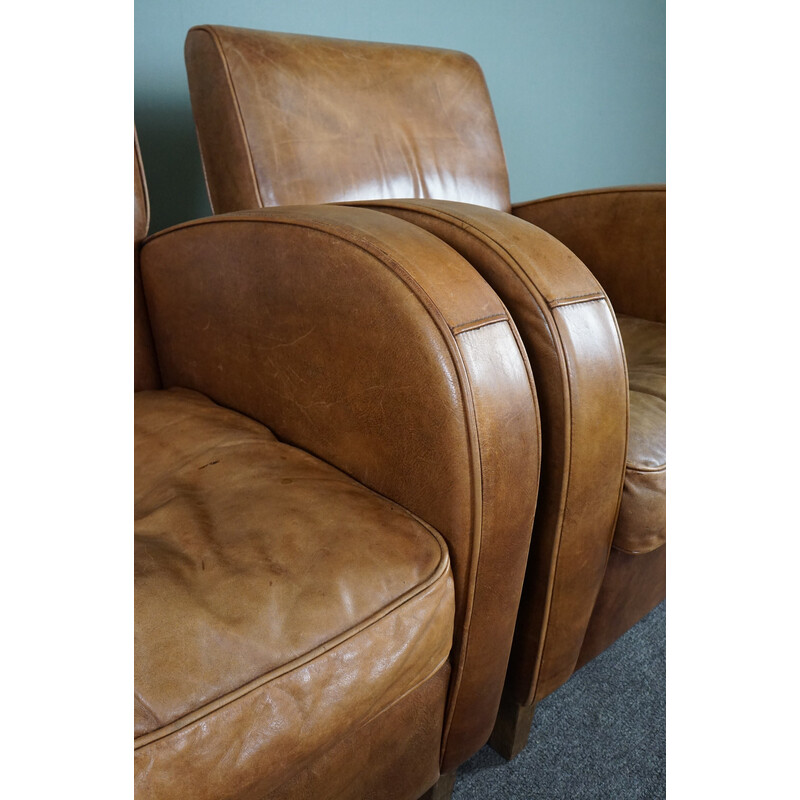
[{"left": 185, "top": 26, "right": 511, "bottom": 213}]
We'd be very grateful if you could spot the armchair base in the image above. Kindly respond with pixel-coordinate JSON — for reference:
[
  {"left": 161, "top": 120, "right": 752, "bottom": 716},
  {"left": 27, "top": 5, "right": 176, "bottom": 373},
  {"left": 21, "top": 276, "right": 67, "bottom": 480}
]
[
  {"left": 488, "top": 691, "right": 536, "bottom": 761},
  {"left": 419, "top": 771, "right": 456, "bottom": 800}
]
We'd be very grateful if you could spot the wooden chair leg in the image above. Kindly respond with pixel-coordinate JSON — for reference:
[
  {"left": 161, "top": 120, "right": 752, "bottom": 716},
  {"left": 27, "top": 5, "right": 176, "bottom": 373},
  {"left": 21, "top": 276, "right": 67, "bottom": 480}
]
[
  {"left": 488, "top": 691, "right": 536, "bottom": 761},
  {"left": 419, "top": 771, "right": 456, "bottom": 800}
]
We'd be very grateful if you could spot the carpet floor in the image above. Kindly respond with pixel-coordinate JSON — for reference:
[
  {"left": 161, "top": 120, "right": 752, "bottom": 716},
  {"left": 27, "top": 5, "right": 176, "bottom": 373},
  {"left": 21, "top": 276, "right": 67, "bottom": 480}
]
[{"left": 452, "top": 602, "right": 666, "bottom": 799}]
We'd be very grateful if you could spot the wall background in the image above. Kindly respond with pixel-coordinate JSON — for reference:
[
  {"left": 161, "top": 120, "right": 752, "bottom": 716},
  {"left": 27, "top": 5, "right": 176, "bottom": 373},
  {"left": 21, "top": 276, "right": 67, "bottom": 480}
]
[{"left": 135, "top": 0, "right": 665, "bottom": 231}]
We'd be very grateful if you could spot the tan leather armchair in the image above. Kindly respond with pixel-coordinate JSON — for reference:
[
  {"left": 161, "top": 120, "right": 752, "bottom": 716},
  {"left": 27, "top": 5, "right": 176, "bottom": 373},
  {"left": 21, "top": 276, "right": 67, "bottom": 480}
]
[
  {"left": 134, "top": 131, "right": 541, "bottom": 800},
  {"left": 183, "top": 25, "right": 666, "bottom": 762}
]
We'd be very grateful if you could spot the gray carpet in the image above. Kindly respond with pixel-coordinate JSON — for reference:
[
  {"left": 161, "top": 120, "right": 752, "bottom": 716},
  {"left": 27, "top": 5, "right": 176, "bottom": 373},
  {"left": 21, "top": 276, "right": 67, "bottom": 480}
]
[{"left": 453, "top": 602, "right": 665, "bottom": 799}]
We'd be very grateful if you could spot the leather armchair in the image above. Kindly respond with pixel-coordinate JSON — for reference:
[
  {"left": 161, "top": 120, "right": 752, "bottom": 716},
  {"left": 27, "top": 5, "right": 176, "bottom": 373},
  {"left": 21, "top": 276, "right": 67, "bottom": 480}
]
[
  {"left": 134, "top": 132, "right": 541, "bottom": 800},
  {"left": 183, "top": 25, "right": 666, "bottom": 762}
]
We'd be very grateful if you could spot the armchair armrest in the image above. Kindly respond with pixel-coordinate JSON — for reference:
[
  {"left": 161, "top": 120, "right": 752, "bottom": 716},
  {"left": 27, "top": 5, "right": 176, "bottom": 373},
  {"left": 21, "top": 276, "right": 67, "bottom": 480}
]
[
  {"left": 139, "top": 203, "right": 540, "bottom": 771},
  {"left": 348, "top": 198, "right": 629, "bottom": 707},
  {"left": 512, "top": 185, "right": 666, "bottom": 323}
]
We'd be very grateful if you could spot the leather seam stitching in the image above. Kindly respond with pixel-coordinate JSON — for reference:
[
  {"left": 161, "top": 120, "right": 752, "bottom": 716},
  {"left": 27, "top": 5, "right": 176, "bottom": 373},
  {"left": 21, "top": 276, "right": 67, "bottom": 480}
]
[
  {"left": 548, "top": 292, "right": 606, "bottom": 308},
  {"left": 532, "top": 302, "right": 629, "bottom": 705},
  {"left": 364, "top": 203, "right": 572, "bottom": 712},
  {"left": 368, "top": 202, "right": 609, "bottom": 710},
  {"left": 450, "top": 314, "right": 507, "bottom": 334}
]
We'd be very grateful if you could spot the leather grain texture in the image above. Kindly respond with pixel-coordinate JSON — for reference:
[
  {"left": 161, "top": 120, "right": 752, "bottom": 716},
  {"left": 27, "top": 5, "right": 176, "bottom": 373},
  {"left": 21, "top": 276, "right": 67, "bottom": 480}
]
[
  {"left": 265, "top": 665, "right": 450, "bottom": 800},
  {"left": 512, "top": 186, "right": 666, "bottom": 324},
  {"left": 179, "top": 27, "right": 667, "bottom": 761},
  {"left": 353, "top": 199, "right": 628, "bottom": 707},
  {"left": 615, "top": 315, "right": 666, "bottom": 555},
  {"left": 140, "top": 204, "right": 540, "bottom": 771},
  {"left": 134, "top": 388, "right": 454, "bottom": 799},
  {"left": 185, "top": 26, "right": 511, "bottom": 213},
  {"left": 134, "top": 131, "right": 161, "bottom": 391}
]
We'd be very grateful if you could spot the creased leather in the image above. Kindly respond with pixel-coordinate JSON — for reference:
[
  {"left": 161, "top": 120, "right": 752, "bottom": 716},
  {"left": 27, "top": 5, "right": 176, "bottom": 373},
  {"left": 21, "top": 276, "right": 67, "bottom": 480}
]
[
  {"left": 185, "top": 26, "right": 511, "bottom": 213},
  {"left": 134, "top": 388, "right": 455, "bottom": 798},
  {"left": 350, "top": 199, "right": 628, "bottom": 707},
  {"left": 614, "top": 315, "right": 666, "bottom": 554},
  {"left": 179, "top": 25, "right": 666, "bottom": 760},
  {"left": 265, "top": 665, "right": 449, "bottom": 800},
  {"left": 140, "top": 204, "right": 540, "bottom": 772}
]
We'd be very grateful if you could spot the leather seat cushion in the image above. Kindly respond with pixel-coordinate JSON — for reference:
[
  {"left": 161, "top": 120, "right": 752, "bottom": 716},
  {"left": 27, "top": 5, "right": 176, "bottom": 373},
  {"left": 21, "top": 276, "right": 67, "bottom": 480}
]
[
  {"left": 613, "top": 315, "right": 666, "bottom": 554},
  {"left": 134, "top": 388, "right": 454, "bottom": 792}
]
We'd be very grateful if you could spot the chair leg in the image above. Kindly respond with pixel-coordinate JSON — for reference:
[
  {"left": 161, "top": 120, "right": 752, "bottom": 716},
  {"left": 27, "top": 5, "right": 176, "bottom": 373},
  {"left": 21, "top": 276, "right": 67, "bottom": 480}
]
[
  {"left": 419, "top": 771, "right": 456, "bottom": 800},
  {"left": 488, "top": 692, "right": 536, "bottom": 760}
]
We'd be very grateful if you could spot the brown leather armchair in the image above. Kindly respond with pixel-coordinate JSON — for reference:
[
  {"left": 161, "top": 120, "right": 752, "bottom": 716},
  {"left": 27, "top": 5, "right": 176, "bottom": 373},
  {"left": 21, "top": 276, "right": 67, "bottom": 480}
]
[
  {"left": 134, "top": 131, "right": 541, "bottom": 800},
  {"left": 182, "top": 25, "right": 666, "bottom": 761}
]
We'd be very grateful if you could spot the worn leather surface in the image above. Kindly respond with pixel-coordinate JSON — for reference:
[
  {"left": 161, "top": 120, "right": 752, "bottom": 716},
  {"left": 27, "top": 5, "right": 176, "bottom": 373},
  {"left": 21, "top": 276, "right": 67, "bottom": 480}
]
[
  {"left": 135, "top": 388, "right": 454, "bottom": 798},
  {"left": 140, "top": 204, "right": 540, "bottom": 772},
  {"left": 512, "top": 186, "right": 666, "bottom": 324},
  {"left": 134, "top": 132, "right": 160, "bottom": 391},
  {"left": 615, "top": 315, "right": 666, "bottom": 554},
  {"left": 266, "top": 665, "right": 449, "bottom": 800},
  {"left": 577, "top": 544, "right": 666, "bottom": 669},
  {"left": 184, "top": 26, "right": 511, "bottom": 214},
  {"left": 179, "top": 26, "right": 666, "bottom": 755},
  {"left": 352, "top": 199, "right": 628, "bottom": 707}
]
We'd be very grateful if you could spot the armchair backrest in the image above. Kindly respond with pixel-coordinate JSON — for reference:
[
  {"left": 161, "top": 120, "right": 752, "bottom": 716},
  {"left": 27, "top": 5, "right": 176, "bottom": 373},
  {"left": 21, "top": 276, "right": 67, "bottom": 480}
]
[{"left": 185, "top": 26, "right": 512, "bottom": 213}]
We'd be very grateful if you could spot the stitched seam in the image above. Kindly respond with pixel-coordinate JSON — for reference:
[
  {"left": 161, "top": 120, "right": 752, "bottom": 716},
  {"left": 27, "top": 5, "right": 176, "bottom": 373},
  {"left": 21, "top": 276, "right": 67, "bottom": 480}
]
[
  {"left": 439, "top": 318, "right": 540, "bottom": 766},
  {"left": 360, "top": 202, "right": 576, "bottom": 712},
  {"left": 388, "top": 203, "right": 590, "bottom": 310},
  {"left": 532, "top": 302, "right": 628, "bottom": 704},
  {"left": 268, "top": 656, "right": 452, "bottom": 792},
  {"left": 450, "top": 314, "right": 507, "bottom": 334},
  {"left": 367, "top": 202, "right": 600, "bottom": 708},
  {"left": 549, "top": 292, "right": 606, "bottom": 308}
]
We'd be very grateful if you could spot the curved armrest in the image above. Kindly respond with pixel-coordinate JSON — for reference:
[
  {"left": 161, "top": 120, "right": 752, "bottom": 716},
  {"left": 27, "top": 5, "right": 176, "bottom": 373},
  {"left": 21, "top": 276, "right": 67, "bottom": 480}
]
[
  {"left": 512, "top": 185, "right": 665, "bottom": 323},
  {"left": 348, "top": 198, "right": 629, "bottom": 707},
  {"left": 139, "top": 203, "right": 540, "bottom": 771}
]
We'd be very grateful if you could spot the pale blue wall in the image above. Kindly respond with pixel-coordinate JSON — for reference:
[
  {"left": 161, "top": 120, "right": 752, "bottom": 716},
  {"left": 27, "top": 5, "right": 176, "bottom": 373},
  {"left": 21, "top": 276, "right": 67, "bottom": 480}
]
[{"left": 135, "top": 0, "right": 665, "bottom": 231}]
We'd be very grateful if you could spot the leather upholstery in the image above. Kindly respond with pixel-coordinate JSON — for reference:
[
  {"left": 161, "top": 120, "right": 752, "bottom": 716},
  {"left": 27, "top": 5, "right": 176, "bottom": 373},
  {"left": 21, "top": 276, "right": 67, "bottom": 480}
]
[
  {"left": 135, "top": 131, "right": 542, "bottom": 796},
  {"left": 185, "top": 26, "right": 511, "bottom": 214},
  {"left": 347, "top": 198, "right": 629, "bottom": 705},
  {"left": 577, "top": 545, "right": 666, "bottom": 669},
  {"left": 181, "top": 25, "right": 665, "bottom": 765},
  {"left": 140, "top": 203, "right": 541, "bottom": 773},
  {"left": 616, "top": 315, "right": 666, "bottom": 554},
  {"left": 135, "top": 389, "right": 454, "bottom": 797},
  {"left": 513, "top": 186, "right": 666, "bottom": 324},
  {"left": 265, "top": 665, "right": 451, "bottom": 800}
]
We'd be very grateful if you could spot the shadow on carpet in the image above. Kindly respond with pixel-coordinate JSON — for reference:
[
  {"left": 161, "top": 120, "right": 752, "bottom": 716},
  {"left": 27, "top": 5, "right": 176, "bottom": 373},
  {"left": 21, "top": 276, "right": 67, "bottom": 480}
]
[{"left": 453, "top": 602, "right": 665, "bottom": 799}]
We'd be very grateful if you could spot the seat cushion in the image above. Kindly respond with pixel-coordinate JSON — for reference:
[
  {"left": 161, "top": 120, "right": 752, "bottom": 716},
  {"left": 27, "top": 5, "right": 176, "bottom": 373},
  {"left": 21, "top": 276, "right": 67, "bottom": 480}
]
[
  {"left": 134, "top": 388, "right": 454, "bottom": 796},
  {"left": 613, "top": 315, "right": 666, "bottom": 554}
]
